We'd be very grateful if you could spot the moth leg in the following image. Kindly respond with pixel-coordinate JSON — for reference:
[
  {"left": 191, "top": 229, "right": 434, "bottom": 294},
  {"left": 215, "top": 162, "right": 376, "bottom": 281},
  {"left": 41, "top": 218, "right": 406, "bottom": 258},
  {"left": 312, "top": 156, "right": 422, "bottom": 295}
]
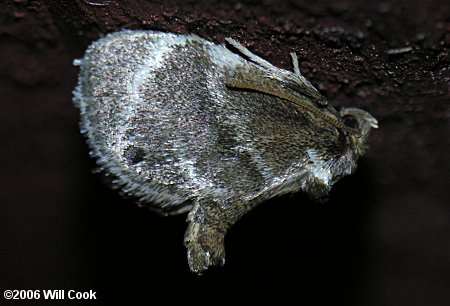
[
  {"left": 226, "top": 37, "right": 305, "bottom": 83},
  {"left": 184, "top": 199, "right": 250, "bottom": 274},
  {"left": 184, "top": 203, "right": 226, "bottom": 274},
  {"left": 184, "top": 222, "right": 225, "bottom": 274},
  {"left": 225, "top": 38, "right": 327, "bottom": 106},
  {"left": 225, "top": 37, "right": 277, "bottom": 71},
  {"left": 290, "top": 52, "right": 301, "bottom": 77},
  {"left": 226, "top": 37, "right": 302, "bottom": 79}
]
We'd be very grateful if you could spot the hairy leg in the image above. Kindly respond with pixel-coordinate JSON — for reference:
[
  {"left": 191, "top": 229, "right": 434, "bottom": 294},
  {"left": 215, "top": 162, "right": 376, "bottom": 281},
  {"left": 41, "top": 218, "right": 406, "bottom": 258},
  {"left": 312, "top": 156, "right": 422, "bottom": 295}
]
[{"left": 184, "top": 199, "right": 251, "bottom": 274}]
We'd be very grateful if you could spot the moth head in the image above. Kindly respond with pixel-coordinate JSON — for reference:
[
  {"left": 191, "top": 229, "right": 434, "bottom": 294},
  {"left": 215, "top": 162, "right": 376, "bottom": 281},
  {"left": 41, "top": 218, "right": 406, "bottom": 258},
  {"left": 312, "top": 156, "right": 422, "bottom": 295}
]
[{"left": 340, "top": 107, "right": 378, "bottom": 157}]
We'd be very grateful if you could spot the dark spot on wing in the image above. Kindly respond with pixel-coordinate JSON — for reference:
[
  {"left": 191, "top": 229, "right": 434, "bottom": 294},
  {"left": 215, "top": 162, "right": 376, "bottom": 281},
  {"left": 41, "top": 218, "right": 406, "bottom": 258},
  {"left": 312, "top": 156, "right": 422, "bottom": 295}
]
[{"left": 124, "top": 146, "right": 146, "bottom": 164}]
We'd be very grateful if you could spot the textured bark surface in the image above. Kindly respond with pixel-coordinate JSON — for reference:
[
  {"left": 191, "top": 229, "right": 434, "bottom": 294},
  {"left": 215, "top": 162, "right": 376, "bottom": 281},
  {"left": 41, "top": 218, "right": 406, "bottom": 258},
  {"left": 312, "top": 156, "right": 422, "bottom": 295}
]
[{"left": 1, "top": 0, "right": 449, "bottom": 304}]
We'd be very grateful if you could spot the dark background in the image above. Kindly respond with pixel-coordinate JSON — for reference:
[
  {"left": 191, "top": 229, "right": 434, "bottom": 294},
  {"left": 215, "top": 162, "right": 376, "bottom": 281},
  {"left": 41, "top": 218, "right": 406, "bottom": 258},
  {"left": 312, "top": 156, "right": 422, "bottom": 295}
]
[{"left": 1, "top": 0, "right": 449, "bottom": 305}]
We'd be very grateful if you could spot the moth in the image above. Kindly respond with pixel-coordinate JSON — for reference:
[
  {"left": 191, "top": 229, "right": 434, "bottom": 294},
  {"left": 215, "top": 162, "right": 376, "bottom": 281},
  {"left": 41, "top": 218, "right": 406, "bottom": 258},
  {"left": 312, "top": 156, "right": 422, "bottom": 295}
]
[{"left": 73, "top": 30, "right": 378, "bottom": 273}]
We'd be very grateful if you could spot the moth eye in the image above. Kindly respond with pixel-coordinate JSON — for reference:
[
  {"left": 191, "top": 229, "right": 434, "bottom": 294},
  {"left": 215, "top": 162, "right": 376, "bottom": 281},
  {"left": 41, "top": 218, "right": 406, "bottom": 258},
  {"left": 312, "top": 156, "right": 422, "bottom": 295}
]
[{"left": 342, "top": 115, "right": 359, "bottom": 129}]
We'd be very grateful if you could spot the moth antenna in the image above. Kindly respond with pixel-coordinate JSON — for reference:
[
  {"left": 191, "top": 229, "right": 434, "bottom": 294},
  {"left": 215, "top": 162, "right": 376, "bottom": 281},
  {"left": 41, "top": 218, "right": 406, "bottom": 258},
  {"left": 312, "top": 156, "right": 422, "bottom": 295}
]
[
  {"left": 227, "top": 79, "right": 359, "bottom": 135},
  {"left": 226, "top": 38, "right": 325, "bottom": 105}
]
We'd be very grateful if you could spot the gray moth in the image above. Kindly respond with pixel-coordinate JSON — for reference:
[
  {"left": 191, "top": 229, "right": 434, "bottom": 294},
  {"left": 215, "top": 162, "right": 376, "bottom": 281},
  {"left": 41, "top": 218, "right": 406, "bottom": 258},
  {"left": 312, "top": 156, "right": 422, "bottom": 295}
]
[{"left": 73, "top": 30, "right": 378, "bottom": 273}]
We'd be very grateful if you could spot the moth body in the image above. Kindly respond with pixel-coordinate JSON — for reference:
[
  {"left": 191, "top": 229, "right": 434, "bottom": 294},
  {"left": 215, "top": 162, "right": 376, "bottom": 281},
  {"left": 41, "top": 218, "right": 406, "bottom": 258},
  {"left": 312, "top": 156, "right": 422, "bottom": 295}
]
[{"left": 74, "top": 30, "right": 377, "bottom": 273}]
